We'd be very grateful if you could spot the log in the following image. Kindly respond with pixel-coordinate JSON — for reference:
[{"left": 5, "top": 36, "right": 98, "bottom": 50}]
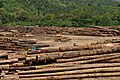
[
  {"left": 57, "top": 53, "right": 120, "bottom": 63},
  {"left": 10, "top": 66, "right": 36, "bottom": 70},
  {"left": 18, "top": 63, "right": 120, "bottom": 74},
  {"left": 103, "top": 58, "right": 120, "bottom": 63},
  {"left": 26, "top": 56, "right": 36, "bottom": 61},
  {"left": 40, "top": 47, "right": 59, "bottom": 52},
  {"left": 28, "top": 48, "right": 59, "bottom": 54},
  {"left": 4, "top": 63, "right": 120, "bottom": 71},
  {"left": 0, "top": 65, "right": 9, "bottom": 70},
  {"left": 28, "top": 44, "right": 104, "bottom": 54},
  {"left": 20, "top": 72, "right": 120, "bottom": 80},
  {"left": 17, "top": 66, "right": 88, "bottom": 74},
  {"left": 0, "top": 53, "right": 8, "bottom": 58},
  {"left": 27, "top": 50, "right": 41, "bottom": 54},
  {"left": 0, "top": 59, "right": 18, "bottom": 64},
  {"left": 34, "top": 44, "right": 49, "bottom": 48},
  {"left": 0, "top": 62, "right": 26, "bottom": 70},
  {"left": 17, "top": 43, "right": 49, "bottom": 48},
  {"left": 0, "top": 63, "right": 24, "bottom": 70},
  {"left": 18, "top": 40, "right": 36, "bottom": 44},
  {"left": 11, "top": 62, "right": 24, "bottom": 67},
  {"left": 3, "top": 74, "right": 19, "bottom": 79},
  {"left": 19, "top": 67, "right": 120, "bottom": 78},
  {"left": 59, "top": 44, "right": 103, "bottom": 52},
  {"left": 80, "top": 54, "right": 120, "bottom": 64},
  {"left": 35, "top": 62, "right": 120, "bottom": 69}
]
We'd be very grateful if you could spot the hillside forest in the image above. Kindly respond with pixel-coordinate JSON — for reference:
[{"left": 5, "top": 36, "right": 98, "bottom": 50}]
[{"left": 0, "top": 0, "right": 120, "bottom": 27}]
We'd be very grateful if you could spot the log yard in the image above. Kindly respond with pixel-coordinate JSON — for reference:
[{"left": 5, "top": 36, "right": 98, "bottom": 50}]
[{"left": 0, "top": 26, "right": 120, "bottom": 80}]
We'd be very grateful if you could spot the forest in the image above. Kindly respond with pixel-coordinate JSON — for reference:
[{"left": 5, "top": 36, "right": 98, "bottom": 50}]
[{"left": 0, "top": 0, "right": 120, "bottom": 27}]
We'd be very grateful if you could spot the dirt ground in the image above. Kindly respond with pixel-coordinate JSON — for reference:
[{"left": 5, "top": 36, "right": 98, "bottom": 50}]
[{"left": 24, "top": 34, "right": 120, "bottom": 47}]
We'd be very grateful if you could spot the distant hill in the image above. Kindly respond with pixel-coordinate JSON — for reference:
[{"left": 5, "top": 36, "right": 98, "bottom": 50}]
[{"left": 0, "top": 0, "right": 120, "bottom": 27}]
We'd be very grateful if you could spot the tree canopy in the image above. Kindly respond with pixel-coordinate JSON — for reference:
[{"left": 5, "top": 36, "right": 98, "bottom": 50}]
[{"left": 0, "top": 0, "right": 120, "bottom": 27}]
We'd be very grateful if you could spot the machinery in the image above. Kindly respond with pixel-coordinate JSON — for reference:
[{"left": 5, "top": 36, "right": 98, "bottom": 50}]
[{"left": 28, "top": 45, "right": 37, "bottom": 51}]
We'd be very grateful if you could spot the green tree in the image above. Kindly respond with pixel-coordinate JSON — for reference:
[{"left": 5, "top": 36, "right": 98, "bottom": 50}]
[
  {"left": 61, "top": 19, "right": 72, "bottom": 27},
  {"left": 0, "top": 1, "right": 4, "bottom": 8},
  {"left": 99, "top": 12, "right": 113, "bottom": 26},
  {"left": 16, "top": 9, "right": 29, "bottom": 21}
]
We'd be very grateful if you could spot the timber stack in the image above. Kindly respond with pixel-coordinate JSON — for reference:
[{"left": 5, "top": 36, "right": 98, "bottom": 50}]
[
  {"left": 0, "top": 26, "right": 120, "bottom": 37},
  {"left": 0, "top": 26, "right": 120, "bottom": 80},
  {"left": 1, "top": 38, "right": 120, "bottom": 79}
]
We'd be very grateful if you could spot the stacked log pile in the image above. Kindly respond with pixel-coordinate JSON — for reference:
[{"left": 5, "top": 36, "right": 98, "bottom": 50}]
[
  {"left": 0, "top": 31, "right": 34, "bottom": 37},
  {"left": 0, "top": 26, "right": 120, "bottom": 79},
  {"left": 1, "top": 38, "right": 120, "bottom": 79},
  {"left": 0, "top": 37, "right": 49, "bottom": 51},
  {"left": 0, "top": 26, "right": 120, "bottom": 37},
  {"left": 31, "top": 26, "right": 120, "bottom": 36}
]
